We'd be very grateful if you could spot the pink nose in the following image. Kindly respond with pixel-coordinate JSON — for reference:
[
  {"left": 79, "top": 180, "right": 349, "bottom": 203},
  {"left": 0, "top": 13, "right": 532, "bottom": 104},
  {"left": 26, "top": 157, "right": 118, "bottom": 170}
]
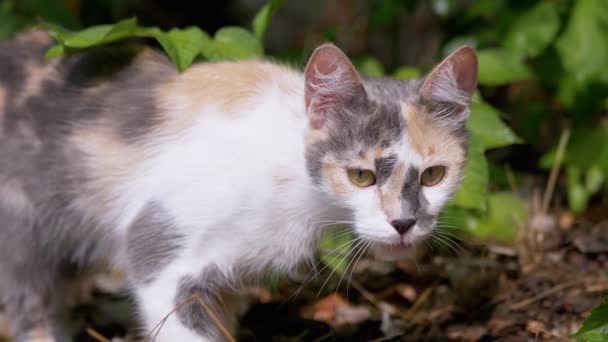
[{"left": 390, "top": 218, "right": 416, "bottom": 235}]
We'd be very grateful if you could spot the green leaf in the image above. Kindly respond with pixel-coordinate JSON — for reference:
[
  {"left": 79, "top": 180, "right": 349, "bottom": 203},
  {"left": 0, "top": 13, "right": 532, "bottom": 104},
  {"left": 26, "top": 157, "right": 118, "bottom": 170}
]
[
  {"left": 503, "top": 2, "right": 560, "bottom": 58},
  {"left": 467, "top": 102, "right": 522, "bottom": 149},
  {"left": 567, "top": 166, "right": 590, "bottom": 213},
  {"left": 319, "top": 228, "right": 355, "bottom": 275},
  {"left": 252, "top": 0, "right": 285, "bottom": 42},
  {"left": 585, "top": 166, "right": 605, "bottom": 194},
  {"left": 370, "top": 0, "right": 402, "bottom": 28},
  {"left": 571, "top": 297, "right": 608, "bottom": 342},
  {"left": 154, "top": 27, "right": 211, "bottom": 72},
  {"left": 355, "top": 57, "right": 384, "bottom": 77},
  {"left": 0, "top": 1, "right": 30, "bottom": 40},
  {"left": 477, "top": 49, "right": 533, "bottom": 85},
  {"left": 452, "top": 134, "right": 488, "bottom": 211},
  {"left": 392, "top": 66, "right": 421, "bottom": 80},
  {"left": 440, "top": 205, "right": 479, "bottom": 236},
  {"left": 541, "top": 122, "right": 608, "bottom": 174},
  {"left": 44, "top": 44, "right": 65, "bottom": 58},
  {"left": 46, "top": 17, "right": 138, "bottom": 49},
  {"left": 202, "top": 27, "right": 263, "bottom": 61},
  {"left": 472, "top": 192, "right": 527, "bottom": 242},
  {"left": 556, "top": 0, "right": 608, "bottom": 85}
]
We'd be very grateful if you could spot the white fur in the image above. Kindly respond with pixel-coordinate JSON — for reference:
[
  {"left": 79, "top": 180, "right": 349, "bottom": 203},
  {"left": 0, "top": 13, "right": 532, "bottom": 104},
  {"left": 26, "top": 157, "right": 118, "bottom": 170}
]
[{"left": 101, "top": 73, "right": 344, "bottom": 340}]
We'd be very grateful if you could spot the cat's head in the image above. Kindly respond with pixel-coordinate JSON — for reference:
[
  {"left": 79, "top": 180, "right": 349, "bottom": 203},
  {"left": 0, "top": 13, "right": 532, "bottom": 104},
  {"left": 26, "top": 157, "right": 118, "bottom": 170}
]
[{"left": 304, "top": 44, "right": 477, "bottom": 250}]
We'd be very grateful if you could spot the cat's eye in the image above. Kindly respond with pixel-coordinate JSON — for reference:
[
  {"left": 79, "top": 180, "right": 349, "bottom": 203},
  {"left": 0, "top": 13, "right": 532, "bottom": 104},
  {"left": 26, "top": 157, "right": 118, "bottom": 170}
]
[
  {"left": 421, "top": 166, "right": 446, "bottom": 187},
  {"left": 347, "top": 169, "right": 376, "bottom": 187}
]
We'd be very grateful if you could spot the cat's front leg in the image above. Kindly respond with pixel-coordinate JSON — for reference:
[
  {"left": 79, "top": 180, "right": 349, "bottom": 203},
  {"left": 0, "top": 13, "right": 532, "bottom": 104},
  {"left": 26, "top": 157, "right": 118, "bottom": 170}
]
[
  {"left": 127, "top": 204, "right": 236, "bottom": 341},
  {"left": 134, "top": 265, "right": 236, "bottom": 342}
]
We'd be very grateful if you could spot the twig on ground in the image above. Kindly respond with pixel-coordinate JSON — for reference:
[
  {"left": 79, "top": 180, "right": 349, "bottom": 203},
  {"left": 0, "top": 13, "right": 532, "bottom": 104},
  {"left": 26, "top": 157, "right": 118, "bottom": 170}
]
[
  {"left": 401, "top": 286, "right": 434, "bottom": 321},
  {"left": 85, "top": 327, "right": 111, "bottom": 342},
  {"left": 541, "top": 129, "right": 570, "bottom": 214},
  {"left": 146, "top": 293, "right": 235, "bottom": 342},
  {"left": 509, "top": 279, "right": 581, "bottom": 311}
]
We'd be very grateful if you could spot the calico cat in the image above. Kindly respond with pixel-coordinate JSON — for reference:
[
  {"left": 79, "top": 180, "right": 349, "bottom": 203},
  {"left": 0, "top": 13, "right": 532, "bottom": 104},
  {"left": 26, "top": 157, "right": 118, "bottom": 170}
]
[{"left": 0, "top": 30, "right": 477, "bottom": 341}]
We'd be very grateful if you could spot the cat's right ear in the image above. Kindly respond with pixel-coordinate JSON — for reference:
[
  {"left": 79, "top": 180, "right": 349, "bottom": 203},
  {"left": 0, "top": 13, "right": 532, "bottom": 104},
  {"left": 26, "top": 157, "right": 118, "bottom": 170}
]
[{"left": 304, "top": 44, "right": 364, "bottom": 129}]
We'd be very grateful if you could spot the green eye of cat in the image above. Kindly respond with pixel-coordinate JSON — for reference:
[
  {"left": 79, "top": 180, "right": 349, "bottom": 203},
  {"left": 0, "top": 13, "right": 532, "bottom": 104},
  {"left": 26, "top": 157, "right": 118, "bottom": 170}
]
[
  {"left": 421, "top": 166, "right": 446, "bottom": 187},
  {"left": 347, "top": 169, "right": 376, "bottom": 187}
]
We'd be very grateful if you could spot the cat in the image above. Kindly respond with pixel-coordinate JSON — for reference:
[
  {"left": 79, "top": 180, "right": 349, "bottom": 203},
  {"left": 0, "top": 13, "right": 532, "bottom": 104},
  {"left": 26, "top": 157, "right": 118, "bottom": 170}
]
[{"left": 0, "top": 29, "right": 477, "bottom": 341}]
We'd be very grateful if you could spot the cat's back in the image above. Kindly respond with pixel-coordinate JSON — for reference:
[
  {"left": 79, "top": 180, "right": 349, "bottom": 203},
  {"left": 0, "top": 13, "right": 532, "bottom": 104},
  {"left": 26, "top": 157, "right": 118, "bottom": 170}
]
[
  {"left": 0, "top": 29, "right": 307, "bottom": 231},
  {"left": 0, "top": 29, "right": 179, "bottom": 148}
]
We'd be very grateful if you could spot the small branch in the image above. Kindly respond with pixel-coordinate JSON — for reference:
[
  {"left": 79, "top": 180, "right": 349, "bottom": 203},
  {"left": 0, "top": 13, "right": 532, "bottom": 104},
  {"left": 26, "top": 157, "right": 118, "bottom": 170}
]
[
  {"left": 509, "top": 279, "right": 581, "bottom": 311},
  {"left": 146, "top": 293, "right": 235, "bottom": 342},
  {"left": 85, "top": 327, "right": 111, "bottom": 342},
  {"left": 541, "top": 128, "right": 570, "bottom": 214},
  {"left": 401, "top": 286, "right": 434, "bottom": 321}
]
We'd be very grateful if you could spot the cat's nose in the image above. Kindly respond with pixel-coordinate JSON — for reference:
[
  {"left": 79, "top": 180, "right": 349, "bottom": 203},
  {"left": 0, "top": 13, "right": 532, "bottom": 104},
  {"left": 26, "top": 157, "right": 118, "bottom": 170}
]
[{"left": 390, "top": 218, "right": 416, "bottom": 235}]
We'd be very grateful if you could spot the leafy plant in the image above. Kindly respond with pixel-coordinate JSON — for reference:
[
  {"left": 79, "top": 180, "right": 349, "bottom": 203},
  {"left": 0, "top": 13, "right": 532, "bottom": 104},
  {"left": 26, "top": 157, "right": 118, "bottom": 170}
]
[
  {"left": 44, "top": 0, "right": 285, "bottom": 71},
  {"left": 571, "top": 297, "right": 608, "bottom": 342}
]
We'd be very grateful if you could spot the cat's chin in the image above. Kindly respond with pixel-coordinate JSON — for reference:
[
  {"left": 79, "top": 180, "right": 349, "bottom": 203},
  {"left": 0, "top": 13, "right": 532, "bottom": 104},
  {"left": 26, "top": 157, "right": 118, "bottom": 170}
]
[{"left": 368, "top": 240, "right": 418, "bottom": 261}]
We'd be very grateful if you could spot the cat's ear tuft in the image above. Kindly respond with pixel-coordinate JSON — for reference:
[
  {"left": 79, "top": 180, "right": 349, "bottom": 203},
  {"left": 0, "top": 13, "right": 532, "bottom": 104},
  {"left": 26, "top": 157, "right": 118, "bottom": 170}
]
[
  {"left": 420, "top": 46, "right": 478, "bottom": 123},
  {"left": 304, "top": 43, "right": 364, "bottom": 129}
]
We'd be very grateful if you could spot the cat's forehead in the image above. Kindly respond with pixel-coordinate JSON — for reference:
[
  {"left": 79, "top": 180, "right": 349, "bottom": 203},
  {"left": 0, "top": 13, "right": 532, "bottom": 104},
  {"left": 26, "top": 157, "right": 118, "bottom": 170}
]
[{"left": 352, "top": 80, "right": 468, "bottom": 166}]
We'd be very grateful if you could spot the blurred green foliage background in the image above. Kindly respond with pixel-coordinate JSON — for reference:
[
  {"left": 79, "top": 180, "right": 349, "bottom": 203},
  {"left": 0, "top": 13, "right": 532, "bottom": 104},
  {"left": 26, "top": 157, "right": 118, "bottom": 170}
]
[{"left": 1, "top": 0, "right": 607, "bottom": 339}]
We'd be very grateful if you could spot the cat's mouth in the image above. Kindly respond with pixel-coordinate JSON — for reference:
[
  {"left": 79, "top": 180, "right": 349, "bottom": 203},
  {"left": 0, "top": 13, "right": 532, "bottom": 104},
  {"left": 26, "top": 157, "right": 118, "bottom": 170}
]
[{"left": 369, "top": 239, "right": 418, "bottom": 260}]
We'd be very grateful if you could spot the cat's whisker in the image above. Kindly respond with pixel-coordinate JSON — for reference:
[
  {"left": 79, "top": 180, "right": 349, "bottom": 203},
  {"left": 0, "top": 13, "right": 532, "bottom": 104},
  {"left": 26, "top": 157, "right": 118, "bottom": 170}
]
[
  {"left": 334, "top": 239, "right": 366, "bottom": 296},
  {"left": 316, "top": 237, "right": 366, "bottom": 297},
  {"left": 286, "top": 236, "right": 363, "bottom": 302},
  {"left": 430, "top": 233, "right": 463, "bottom": 256},
  {"left": 346, "top": 241, "right": 370, "bottom": 297}
]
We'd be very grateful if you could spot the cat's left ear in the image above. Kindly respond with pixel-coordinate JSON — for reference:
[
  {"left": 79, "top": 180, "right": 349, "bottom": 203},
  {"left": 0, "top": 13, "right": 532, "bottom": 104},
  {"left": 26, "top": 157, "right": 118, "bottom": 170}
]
[
  {"left": 304, "top": 44, "right": 365, "bottom": 129},
  {"left": 420, "top": 46, "right": 478, "bottom": 123}
]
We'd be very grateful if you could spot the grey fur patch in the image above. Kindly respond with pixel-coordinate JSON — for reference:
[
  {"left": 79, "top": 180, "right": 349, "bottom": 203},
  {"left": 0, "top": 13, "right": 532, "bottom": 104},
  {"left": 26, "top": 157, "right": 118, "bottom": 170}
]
[
  {"left": 401, "top": 167, "right": 423, "bottom": 217},
  {"left": 375, "top": 154, "right": 398, "bottom": 186},
  {"left": 305, "top": 79, "right": 410, "bottom": 183},
  {"left": 127, "top": 202, "right": 184, "bottom": 284},
  {"left": 175, "top": 267, "right": 229, "bottom": 341},
  {"left": 0, "top": 31, "right": 175, "bottom": 338},
  {"left": 400, "top": 167, "right": 434, "bottom": 227}
]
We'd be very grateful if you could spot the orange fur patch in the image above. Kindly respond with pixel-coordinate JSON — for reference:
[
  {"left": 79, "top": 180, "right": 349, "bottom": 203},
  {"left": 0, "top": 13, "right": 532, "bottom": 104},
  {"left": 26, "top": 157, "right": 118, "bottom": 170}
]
[
  {"left": 273, "top": 174, "right": 291, "bottom": 188},
  {"left": 321, "top": 158, "right": 350, "bottom": 194},
  {"left": 16, "top": 59, "right": 61, "bottom": 107},
  {"left": 380, "top": 162, "right": 406, "bottom": 218},
  {"left": 401, "top": 102, "right": 465, "bottom": 165},
  {"left": 24, "top": 326, "right": 54, "bottom": 342},
  {"left": 156, "top": 60, "right": 278, "bottom": 134},
  {"left": 15, "top": 29, "right": 54, "bottom": 46},
  {"left": 69, "top": 125, "right": 145, "bottom": 216}
]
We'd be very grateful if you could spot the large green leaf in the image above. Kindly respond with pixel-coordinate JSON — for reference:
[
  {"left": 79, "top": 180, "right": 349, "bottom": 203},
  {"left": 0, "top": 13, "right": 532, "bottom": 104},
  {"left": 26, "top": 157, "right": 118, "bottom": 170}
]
[
  {"left": 319, "top": 228, "right": 355, "bottom": 275},
  {"left": 252, "top": 0, "right": 285, "bottom": 42},
  {"left": 451, "top": 134, "right": 488, "bottom": 211},
  {"left": 471, "top": 192, "right": 527, "bottom": 242},
  {"left": 571, "top": 298, "right": 608, "bottom": 342},
  {"left": 467, "top": 102, "right": 522, "bottom": 150},
  {"left": 46, "top": 17, "right": 138, "bottom": 49},
  {"left": 202, "top": 27, "right": 263, "bottom": 61},
  {"left": 154, "top": 27, "right": 211, "bottom": 72},
  {"left": 355, "top": 57, "right": 385, "bottom": 77},
  {"left": 392, "top": 66, "right": 421, "bottom": 80},
  {"left": 477, "top": 49, "right": 533, "bottom": 85},
  {"left": 541, "top": 122, "right": 608, "bottom": 174},
  {"left": 503, "top": 2, "right": 560, "bottom": 58},
  {"left": 556, "top": 0, "right": 608, "bottom": 85}
]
